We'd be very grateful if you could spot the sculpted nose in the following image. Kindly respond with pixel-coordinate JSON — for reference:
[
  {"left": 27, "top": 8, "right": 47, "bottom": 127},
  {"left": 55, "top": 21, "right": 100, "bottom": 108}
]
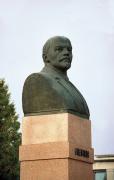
[{"left": 63, "top": 49, "right": 69, "bottom": 56}]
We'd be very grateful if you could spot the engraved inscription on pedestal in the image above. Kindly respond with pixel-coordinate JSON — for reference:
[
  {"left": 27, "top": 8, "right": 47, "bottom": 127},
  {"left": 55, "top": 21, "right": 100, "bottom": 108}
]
[{"left": 75, "top": 148, "right": 89, "bottom": 158}]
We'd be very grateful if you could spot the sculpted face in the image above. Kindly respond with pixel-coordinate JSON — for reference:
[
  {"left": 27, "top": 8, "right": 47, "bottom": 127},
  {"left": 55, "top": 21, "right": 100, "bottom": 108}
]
[{"left": 45, "top": 37, "right": 72, "bottom": 71}]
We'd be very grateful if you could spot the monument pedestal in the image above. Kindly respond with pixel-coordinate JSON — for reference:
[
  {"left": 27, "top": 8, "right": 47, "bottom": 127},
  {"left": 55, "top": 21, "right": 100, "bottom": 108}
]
[{"left": 19, "top": 113, "right": 94, "bottom": 180}]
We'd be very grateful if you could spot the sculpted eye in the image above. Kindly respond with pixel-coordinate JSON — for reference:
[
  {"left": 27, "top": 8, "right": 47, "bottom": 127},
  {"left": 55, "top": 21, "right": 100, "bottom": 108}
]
[
  {"left": 55, "top": 47, "right": 63, "bottom": 51},
  {"left": 67, "top": 47, "right": 72, "bottom": 52}
]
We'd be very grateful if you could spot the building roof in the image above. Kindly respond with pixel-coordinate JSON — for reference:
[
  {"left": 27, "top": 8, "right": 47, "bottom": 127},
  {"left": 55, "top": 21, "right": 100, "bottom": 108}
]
[{"left": 94, "top": 154, "right": 114, "bottom": 162}]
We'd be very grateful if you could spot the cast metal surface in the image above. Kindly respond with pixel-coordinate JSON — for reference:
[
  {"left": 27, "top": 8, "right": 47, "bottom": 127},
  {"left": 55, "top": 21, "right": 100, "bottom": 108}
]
[{"left": 22, "top": 36, "right": 90, "bottom": 119}]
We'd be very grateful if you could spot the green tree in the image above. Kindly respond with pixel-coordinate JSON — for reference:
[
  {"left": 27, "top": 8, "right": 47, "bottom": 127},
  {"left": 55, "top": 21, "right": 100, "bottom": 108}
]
[{"left": 0, "top": 79, "right": 21, "bottom": 180}]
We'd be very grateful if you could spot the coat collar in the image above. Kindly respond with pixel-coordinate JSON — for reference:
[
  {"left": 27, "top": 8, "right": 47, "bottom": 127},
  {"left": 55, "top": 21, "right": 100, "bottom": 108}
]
[{"left": 40, "top": 66, "right": 69, "bottom": 81}]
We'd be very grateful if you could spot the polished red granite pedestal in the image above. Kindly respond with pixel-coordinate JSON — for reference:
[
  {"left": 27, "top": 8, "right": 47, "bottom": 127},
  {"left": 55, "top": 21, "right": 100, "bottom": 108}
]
[{"left": 19, "top": 113, "right": 94, "bottom": 180}]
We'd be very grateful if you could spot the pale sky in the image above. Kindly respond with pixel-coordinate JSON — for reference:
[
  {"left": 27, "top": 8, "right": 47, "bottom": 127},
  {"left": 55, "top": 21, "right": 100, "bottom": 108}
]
[{"left": 0, "top": 0, "right": 114, "bottom": 155}]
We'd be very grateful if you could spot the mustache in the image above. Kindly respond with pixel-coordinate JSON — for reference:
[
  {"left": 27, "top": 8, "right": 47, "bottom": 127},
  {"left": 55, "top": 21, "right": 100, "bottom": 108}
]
[{"left": 59, "top": 57, "right": 72, "bottom": 62}]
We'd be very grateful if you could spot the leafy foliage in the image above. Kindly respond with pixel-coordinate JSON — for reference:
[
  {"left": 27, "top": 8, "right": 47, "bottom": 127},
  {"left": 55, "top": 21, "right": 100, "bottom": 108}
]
[{"left": 0, "top": 79, "right": 21, "bottom": 180}]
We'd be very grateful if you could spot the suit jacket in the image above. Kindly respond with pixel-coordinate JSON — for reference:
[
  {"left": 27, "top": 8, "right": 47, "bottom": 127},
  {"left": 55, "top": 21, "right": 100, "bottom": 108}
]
[{"left": 22, "top": 66, "right": 90, "bottom": 119}]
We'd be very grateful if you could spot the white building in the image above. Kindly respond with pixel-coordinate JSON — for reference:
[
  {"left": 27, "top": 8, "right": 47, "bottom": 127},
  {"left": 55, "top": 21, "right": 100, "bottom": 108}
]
[{"left": 93, "top": 155, "right": 114, "bottom": 180}]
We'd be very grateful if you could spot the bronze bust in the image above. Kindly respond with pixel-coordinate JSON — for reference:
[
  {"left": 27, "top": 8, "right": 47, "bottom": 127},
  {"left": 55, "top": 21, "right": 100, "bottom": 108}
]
[{"left": 22, "top": 36, "right": 90, "bottom": 119}]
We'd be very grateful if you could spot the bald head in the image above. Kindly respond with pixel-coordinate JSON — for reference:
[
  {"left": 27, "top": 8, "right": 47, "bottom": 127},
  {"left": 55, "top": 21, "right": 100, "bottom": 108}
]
[
  {"left": 42, "top": 36, "right": 72, "bottom": 72},
  {"left": 42, "top": 36, "right": 72, "bottom": 62}
]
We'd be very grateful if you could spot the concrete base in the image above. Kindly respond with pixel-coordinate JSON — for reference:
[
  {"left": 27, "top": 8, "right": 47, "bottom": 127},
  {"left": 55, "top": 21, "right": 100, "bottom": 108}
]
[
  {"left": 20, "top": 159, "right": 93, "bottom": 180},
  {"left": 19, "top": 113, "right": 94, "bottom": 180},
  {"left": 20, "top": 142, "right": 93, "bottom": 180}
]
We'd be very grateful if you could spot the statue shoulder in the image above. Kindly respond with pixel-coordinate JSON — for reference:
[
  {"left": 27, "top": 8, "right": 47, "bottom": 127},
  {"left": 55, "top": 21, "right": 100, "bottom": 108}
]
[
  {"left": 22, "top": 72, "right": 59, "bottom": 115},
  {"left": 23, "top": 72, "right": 52, "bottom": 92},
  {"left": 24, "top": 72, "right": 49, "bottom": 85}
]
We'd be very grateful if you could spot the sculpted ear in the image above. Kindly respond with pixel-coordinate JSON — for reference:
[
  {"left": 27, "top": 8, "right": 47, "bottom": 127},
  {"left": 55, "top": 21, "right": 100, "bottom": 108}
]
[{"left": 42, "top": 54, "right": 50, "bottom": 63}]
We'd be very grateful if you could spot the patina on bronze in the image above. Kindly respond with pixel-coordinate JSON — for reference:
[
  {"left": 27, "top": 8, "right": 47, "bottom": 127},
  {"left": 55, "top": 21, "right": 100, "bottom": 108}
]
[{"left": 22, "top": 36, "right": 90, "bottom": 119}]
